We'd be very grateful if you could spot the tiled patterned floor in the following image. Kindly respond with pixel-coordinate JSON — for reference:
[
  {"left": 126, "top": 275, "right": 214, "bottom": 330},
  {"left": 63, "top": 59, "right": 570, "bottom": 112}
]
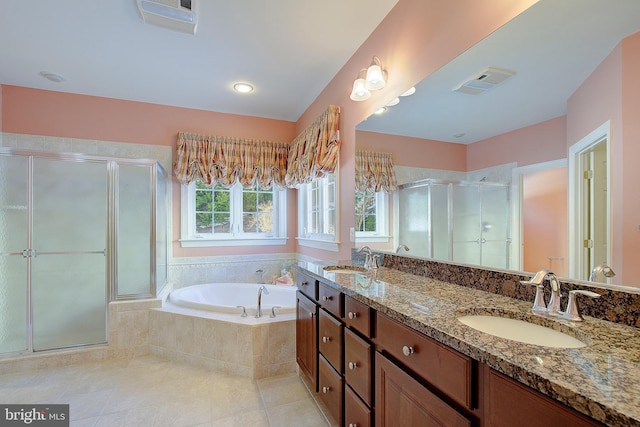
[{"left": 0, "top": 355, "right": 329, "bottom": 427}]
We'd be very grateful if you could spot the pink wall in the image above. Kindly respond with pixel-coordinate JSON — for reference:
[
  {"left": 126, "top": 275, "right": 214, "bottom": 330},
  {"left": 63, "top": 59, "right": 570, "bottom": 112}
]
[
  {"left": 356, "top": 130, "right": 466, "bottom": 171},
  {"left": 567, "top": 41, "right": 628, "bottom": 284},
  {"left": 523, "top": 167, "right": 568, "bottom": 276},
  {"left": 467, "top": 116, "right": 566, "bottom": 170},
  {"left": 1, "top": 85, "right": 299, "bottom": 258},
  {"left": 297, "top": 0, "right": 538, "bottom": 260}
]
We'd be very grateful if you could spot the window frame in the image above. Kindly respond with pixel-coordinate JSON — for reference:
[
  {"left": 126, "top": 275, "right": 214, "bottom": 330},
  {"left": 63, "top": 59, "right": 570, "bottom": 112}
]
[
  {"left": 355, "top": 190, "right": 390, "bottom": 243},
  {"left": 180, "top": 181, "right": 287, "bottom": 247},
  {"left": 297, "top": 173, "right": 340, "bottom": 251}
]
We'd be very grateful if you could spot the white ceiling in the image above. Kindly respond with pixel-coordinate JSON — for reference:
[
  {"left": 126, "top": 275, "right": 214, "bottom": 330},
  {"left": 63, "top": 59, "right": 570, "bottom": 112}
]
[
  {"left": 357, "top": 0, "right": 640, "bottom": 144},
  {"left": 0, "top": 0, "right": 398, "bottom": 122}
]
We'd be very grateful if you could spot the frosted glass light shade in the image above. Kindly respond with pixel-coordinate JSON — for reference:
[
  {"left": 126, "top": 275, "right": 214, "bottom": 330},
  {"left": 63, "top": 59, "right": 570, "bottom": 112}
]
[
  {"left": 365, "top": 64, "right": 386, "bottom": 90},
  {"left": 350, "top": 78, "right": 371, "bottom": 101}
]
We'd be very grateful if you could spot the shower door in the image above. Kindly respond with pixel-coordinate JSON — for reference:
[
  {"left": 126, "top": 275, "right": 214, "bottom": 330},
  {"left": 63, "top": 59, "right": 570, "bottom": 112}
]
[{"left": 31, "top": 158, "right": 108, "bottom": 351}]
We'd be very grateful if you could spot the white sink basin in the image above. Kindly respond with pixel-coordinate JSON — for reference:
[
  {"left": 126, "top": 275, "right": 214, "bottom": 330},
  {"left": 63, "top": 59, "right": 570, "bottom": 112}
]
[
  {"left": 323, "top": 266, "right": 367, "bottom": 274},
  {"left": 457, "top": 315, "right": 587, "bottom": 348}
]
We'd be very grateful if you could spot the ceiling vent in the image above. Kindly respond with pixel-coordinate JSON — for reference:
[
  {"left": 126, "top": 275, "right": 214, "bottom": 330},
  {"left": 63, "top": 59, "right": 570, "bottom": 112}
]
[
  {"left": 137, "top": 0, "right": 197, "bottom": 34},
  {"left": 453, "top": 67, "right": 516, "bottom": 95}
]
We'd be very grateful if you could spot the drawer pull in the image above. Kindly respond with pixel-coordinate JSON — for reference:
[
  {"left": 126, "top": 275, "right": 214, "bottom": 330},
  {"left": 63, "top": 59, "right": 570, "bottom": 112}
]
[
  {"left": 348, "top": 361, "right": 358, "bottom": 370},
  {"left": 347, "top": 311, "right": 358, "bottom": 319},
  {"left": 349, "top": 424, "right": 358, "bottom": 427},
  {"left": 322, "top": 386, "right": 331, "bottom": 394},
  {"left": 309, "top": 312, "right": 315, "bottom": 318},
  {"left": 402, "top": 345, "right": 415, "bottom": 356},
  {"left": 322, "top": 295, "right": 333, "bottom": 302},
  {"left": 322, "top": 336, "right": 331, "bottom": 343},
  {"left": 300, "top": 281, "right": 308, "bottom": 286}
]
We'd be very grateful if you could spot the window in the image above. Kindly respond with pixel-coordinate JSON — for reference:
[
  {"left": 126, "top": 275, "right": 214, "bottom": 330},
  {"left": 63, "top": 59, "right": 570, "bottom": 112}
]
[
  {"left": 355, "top": 190, "right": 389, "bottom": 242},
  {"left": 181, "top": 180, "right": 287, "bottom": 247},
  {"left": 298, "top": 174, "right": 338, "bottom": 250}
]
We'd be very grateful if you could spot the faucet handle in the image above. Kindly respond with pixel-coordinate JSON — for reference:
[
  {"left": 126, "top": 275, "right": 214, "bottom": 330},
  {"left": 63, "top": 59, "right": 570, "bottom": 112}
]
[
  {"left": 520, "top": 280, "right": 547, "bottom": 315},
  {"left": 562, "top": 290, "right": 600, "bottom": 322},
  {"left": 270, "top": 306, "right": 281, "bottom": 318},
  {"left": 236, "top": 306, "right": 248, "bottom": 317}
]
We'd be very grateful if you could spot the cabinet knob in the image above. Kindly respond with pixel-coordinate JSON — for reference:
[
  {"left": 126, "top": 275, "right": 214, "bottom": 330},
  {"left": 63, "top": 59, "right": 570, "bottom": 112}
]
[
  {"left": 300, "top": 281, "right": 308, "bottom": 286},
  {"left": 309, "top": 311, "right": 314, "bottom": 318},
  {"left": 322, "top": 336, "right": 331, "bottom": 343},
  {"left": 402, "top": 345, "right": 415, "bottom": 356},
  {"left": 349, "top": 424, "right": 358, "bottom": 427},
  {"left": 348, "top": 361, "right": 358, "bottom": 370},
  {"left": 347, "top": 311, "right": 358, "bottom": 319},
  {"left": 322, "top": 386, "right": 331, "bottom": 394},
  {"left": 322, "top": 295, "right": 333, "bottom": 301}
]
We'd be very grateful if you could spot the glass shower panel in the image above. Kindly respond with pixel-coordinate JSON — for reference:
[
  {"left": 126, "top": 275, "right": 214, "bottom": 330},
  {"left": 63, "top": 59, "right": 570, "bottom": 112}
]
[
  {"left": 430, "top": 183, "right": 450, "bottom": 261},
  {"left": 452, "top": 184, "right": 481, "bottom": 265},
  {"left": 118, "top": 163, "right": 152, "bottom": 297},
  {"left": 31, "top": 158, "right": 107, "bottom": 351},
  {"left": 480, "top": 185, "right": 511, "bottom": 269},
  {"left": 0, "top": 154, "right": 29, "bottom": 353},
  {"left": 398, "top": 186, "right": 430, "bottom": 258},
  {"left": 155, "top": 165, "right": 168, "bottom": 295}
]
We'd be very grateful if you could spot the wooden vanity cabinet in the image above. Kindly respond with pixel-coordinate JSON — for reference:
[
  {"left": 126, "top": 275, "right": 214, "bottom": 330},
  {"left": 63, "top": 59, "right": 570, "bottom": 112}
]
[
  {"left": 297, "top": 269, "right": 317, "bottom": 301},
  {"left": 319, "top": 355, "right": 343, "bottom": 426},
  {"left": 483, "top": 365, "right": 605, "bottom": 427},
  {"left": 345, "top": 384, "right": 372, "bottom": 427},
  {"left": 296, "top": 291, "right": 318, "bottom": 391}
]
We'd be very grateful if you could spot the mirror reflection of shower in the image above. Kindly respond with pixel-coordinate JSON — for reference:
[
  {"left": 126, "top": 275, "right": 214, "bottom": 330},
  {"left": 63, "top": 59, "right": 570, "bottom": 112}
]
[{"left": 396, "top": 178, "right": 511, "bottom": 269}]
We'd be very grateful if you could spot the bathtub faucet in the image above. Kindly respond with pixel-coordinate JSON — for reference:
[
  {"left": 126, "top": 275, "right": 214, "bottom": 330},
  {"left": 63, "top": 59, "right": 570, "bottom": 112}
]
[
  {"left": 256, "top": 268, "right": 265, "bottom": 284},
  {"left": 256, "top": 285, "right": 270, "bottom": 318}
]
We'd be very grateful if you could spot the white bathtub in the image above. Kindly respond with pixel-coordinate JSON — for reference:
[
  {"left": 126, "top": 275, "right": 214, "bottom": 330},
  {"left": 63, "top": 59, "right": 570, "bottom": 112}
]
[{"left": 169, "top": 283, "right": 297, "bottom": 316}]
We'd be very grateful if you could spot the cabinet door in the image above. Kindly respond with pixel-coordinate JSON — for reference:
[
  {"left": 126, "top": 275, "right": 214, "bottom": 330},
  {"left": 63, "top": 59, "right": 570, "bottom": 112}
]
[
  {"left": 296, "top": 291, "right": 317, "bottom": 390},
  {"left": 319, "top": 355, "right": 343, "bottom": 427},
  {"left": 376, "top": 352, "right": 471, "bottom": 427},
  {"left": 484, "top": 366, "right": 604, "bottom": 427},
  {"left": 345, "top": 385, "right": 372, "bottom": 427},
  {"left": 345, "top": 328, "right": 372, "bottom": 406},
  {"left": 319, "top": 308, "right": 343, "bottom": 373}
]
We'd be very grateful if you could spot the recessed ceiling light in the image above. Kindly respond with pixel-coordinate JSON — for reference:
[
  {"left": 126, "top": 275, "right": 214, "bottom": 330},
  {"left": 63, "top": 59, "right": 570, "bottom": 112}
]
[
  {"left": 453, "top": 133, "right": 466, "bottom": 138},
  {"left": 39, "top": 71, "right": 66, "bottom": 83},
  {"left": 233, "top": 82, "right": 254, "bottom": 93}
]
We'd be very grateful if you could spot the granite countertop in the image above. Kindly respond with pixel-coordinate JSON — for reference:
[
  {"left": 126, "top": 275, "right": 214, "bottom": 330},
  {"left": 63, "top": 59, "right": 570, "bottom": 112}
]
[{"left": 297, "top": 260, "right": 640, "bottom": 427}]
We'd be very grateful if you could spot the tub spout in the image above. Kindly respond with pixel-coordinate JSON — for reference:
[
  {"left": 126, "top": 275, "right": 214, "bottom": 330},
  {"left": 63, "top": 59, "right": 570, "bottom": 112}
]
[{"left": 256, "top": 285, "right": 270, "bottom": 318}]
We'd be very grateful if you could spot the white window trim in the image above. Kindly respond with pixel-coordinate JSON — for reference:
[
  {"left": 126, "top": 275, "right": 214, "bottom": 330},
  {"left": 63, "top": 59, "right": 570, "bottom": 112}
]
[
  {"left": 180, "top": 182, "right": 287, "bottom": 248},
  {"left": 355, "top": 191, "right": 390, "bottom": 243},
  {"left": 297, "top": 173, "right": 340, "bottom": 250}
]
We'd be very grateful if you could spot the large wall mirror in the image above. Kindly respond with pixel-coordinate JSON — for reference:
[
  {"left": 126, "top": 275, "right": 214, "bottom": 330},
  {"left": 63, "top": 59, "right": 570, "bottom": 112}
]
[{"left": 355, "top": 0, "right": 640, "bottom": 289}]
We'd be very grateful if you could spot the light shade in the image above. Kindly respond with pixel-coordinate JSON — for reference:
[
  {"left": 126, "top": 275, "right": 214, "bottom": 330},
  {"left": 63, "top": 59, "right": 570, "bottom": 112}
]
[
  {"left": 386, "top": 97, "right": 399, "bottom": 107},
  {"left": 350, "top": 77, "right": 371, "bottom": 101},
  {"left": 365, "top": 56, "right": 386, "bottom": 90}
]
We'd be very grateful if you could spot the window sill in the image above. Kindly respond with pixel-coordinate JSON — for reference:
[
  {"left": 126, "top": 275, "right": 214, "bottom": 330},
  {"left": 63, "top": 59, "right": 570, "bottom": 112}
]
[
  {"left": 355, "top": 234, "right": 391, "bottom": 243},
  {"left": 296, "top": 237, "right": 340, "bottom": 252},
  {"left": 180, "top": 237, "right": 288, "bottom": 248}
]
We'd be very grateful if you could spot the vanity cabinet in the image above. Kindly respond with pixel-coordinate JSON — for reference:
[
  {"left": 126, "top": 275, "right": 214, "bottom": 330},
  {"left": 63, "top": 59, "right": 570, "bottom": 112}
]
[
  {"left": 296, "top": 291, "right": 318, "bottom": 391},
  {"left": 483, "top": 365, "right": 605, "bottom": 427}
]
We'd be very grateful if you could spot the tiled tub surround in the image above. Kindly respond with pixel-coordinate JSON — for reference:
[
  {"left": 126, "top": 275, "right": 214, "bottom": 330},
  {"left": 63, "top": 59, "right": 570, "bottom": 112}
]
[
  {"left": 150, "top": 303, "right": 296, "bottom": 380},
  {"left": 300, "top": 259, "right": 640, "bottom": 426}
]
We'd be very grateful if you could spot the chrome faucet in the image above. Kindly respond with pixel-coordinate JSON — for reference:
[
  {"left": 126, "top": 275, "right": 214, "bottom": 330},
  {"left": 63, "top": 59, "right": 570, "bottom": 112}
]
[
  {"left": 589, "top": 263, "right": 616, "bottom": 282},
  {"left": 395, "top": 244, "right": 410, "bottom": 253},
  {"left": 255, "top": 285, "right": 269, "bottom": 318},
  {"left": 520, "top": 269, "right": 562, "bottom": 316},
  {"left": 357, "top": 246, "right": 373, "bottom": 269}
]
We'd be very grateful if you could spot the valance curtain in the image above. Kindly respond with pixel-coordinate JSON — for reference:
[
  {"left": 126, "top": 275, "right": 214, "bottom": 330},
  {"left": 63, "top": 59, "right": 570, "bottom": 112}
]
[
  {"left": 173, "top": 132, "right": 289, "bottom": 189},
  {"left": 355, "top": 150, "right": 397, "bottom": 193},
  {"left": 285, "top": 105, "right": 341, "bottom": 187}
]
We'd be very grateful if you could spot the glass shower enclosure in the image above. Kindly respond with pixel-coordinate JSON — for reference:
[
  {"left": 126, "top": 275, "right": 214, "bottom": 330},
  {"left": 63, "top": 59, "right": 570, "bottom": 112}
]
[
  {"left": 0, "top": 149, "right": 168, "bottom": 355},
  {"left": 397, "top": 179, "right": 511, "bottom": 269}
]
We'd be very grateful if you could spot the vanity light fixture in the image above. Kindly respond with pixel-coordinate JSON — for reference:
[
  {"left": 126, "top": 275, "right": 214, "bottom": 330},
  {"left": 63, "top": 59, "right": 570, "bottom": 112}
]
[
  {"left": 374, "top": 107, "right": 387, "bottom": 115},
  {"left": 233, "top": 82, "right": 254, "bottom": 94},
  {"left": 365, "top": 56, "right": 386, "bottom": 90},
  {"left": 350, "top": 69, "right": 371, "bottom": 101},
  {"left": 350, "top": 56, "right": 387, "bottom": 101},
  {"left": 386, "top": 97, "right": 400, "bottom": 107},
  {"left": 400, "top": 86, "right": 416, "bottom": 96}
]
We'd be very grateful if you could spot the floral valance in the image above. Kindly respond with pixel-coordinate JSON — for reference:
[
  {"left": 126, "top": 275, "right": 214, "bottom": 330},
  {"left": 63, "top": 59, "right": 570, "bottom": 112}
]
[
  {"left": 285, "top": 105, "right": 341, "bottom": 187},
  {"left": 355, "top": 150, "right": 397, "bottom": 193},
  {"left": 173, "top": 133, "right": 289, "bottom": 189}
]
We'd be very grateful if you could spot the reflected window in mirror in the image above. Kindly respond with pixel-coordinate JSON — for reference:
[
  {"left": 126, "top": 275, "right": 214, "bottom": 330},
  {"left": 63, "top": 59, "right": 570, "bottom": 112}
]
[
  {"left": 298, "top": 174, "right": 338, "bottom": 250},
  {"left": 355, "top": 191, "right": 389, "bottom": 243}
]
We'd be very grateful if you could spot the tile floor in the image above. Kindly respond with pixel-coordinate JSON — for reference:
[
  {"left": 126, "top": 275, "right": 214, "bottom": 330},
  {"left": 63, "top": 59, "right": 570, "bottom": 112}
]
[{"left": 0, "top": 355, "right": 329, "bottom": 427}]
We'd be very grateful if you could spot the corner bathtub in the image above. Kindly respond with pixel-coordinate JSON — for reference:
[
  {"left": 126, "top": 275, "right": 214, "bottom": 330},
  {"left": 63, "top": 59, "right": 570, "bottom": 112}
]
[{"left": 169, "top": 282, "right": 297, "bottom": 316}]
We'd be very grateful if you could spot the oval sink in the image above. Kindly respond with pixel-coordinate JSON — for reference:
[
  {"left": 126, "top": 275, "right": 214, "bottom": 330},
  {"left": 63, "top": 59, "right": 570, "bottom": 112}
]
[
  {"left": 457, "top": 315, "right": 587, "bottom": 348},
  {"left": 323, "top": 265, "right": 367, "bottom": 274}
]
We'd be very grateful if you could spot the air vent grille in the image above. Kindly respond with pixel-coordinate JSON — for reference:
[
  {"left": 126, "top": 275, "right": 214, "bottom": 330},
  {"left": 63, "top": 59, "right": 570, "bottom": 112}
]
[{"left": 453, "top": 67, "right": 516, "bottom": 95}]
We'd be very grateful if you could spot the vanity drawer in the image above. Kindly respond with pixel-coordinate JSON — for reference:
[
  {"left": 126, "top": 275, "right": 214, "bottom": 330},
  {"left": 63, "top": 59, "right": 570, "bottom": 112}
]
[
  {"left": 296, "top": 270, "right": 317, "bottom": 301},
  {"left": 319, "top": 308, "right": 343, "bottom": 372},
  {"left": 345, "top": 385, "right": 372, "bottom": 427},
  {"left": 376, "top": 312, "right": 473, "bottom": 409},
  {"left": 318, "top": 355, "right": 343, "bottom": 427},
  {"left": 344, "top": 327, "right": 372, "bottom": 406},
  {"left": 345, "top": 295, "right": 372, "bottom": 338},
  {"left": 319, "top": 281, "right": 343, "bottom": 318}
]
